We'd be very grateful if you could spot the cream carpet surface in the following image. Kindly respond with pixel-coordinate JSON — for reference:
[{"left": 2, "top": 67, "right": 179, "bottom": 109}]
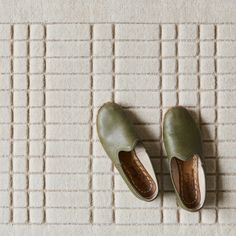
[{"left": 0, "top": 0, "right": 236, "bottom": 235}]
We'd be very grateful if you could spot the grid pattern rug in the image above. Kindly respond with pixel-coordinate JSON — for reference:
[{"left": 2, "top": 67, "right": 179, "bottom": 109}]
[{"left": 0, "top": 1, "right": 236, "bottom": 236}]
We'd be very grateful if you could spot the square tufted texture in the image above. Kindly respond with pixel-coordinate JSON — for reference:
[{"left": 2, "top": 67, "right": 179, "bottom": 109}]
[{"left": 0, "top": 0, "right": 236, "bottom": 235}]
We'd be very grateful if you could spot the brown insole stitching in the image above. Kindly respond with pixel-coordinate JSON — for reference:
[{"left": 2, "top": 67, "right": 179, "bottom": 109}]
[
  {"left": 120, "top": 152, "right": 156, "bottom": 195},
  {"left": 193, "top": 157, "right": 198, "bottom": 199},
  {"left": 122, "top": 156, "right": 154, "bottom": 194},
  {"left": 184, "top": 157, "right": 199, "bottom": 205},
  {"left": 179, "top": 160, "right": 198, "bottom": 205},
  {"left": 176, "top": 157, "right": 199, "bottom": 205},
  {"left": 122, "top": 165, "right": 154, "bottom": 194}
]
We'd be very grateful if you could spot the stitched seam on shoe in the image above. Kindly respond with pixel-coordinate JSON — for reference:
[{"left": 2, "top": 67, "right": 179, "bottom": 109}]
[
  {"left": 177, "top": 158, "right": 199, "bottom": 205},
  {"left": 121, "top": 154, "right": 155, "bottom": 194}
]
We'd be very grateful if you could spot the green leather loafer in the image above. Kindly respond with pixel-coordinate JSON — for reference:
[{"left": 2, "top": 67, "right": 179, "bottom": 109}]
[
  {"left": 163, "top": 106, "right": 206, "bottom": 212},
  {"left": 97, "top": 102, "right": 159, "bottom": 201}
]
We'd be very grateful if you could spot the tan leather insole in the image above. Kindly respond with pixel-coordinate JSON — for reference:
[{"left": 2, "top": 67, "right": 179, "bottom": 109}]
[
  {"left": 174, "top": 155, "right": 200, "bottom": 209},
  {"left": 119, "top": 151, "right": 156, "bottom": 198}
]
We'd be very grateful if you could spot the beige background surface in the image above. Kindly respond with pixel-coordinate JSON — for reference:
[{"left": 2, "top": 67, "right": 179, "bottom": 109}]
[{"left": 0, "top": 1, "right": 236, "bottom": 235}]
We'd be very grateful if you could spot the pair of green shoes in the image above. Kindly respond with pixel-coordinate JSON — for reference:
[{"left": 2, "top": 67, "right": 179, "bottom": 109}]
[{"left": 97, "top": 102, "right": 206, "bottom": 212}]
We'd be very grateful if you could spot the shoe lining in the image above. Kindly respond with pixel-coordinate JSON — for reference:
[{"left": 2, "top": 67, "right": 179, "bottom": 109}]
[
  {"left": 172, "top": 155, "right": 201, "bottom": 209},
  {"left": 119, "top": 150, "right": 156, "bottom": 199}
]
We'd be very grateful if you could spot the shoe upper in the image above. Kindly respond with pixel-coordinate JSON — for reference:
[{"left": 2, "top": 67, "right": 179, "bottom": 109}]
[
  {"left": 163, "top": 106, "right": 203, "bottom": 161},
  {"left": 97, "top": 102, "right": 139, "bottom": 165}
]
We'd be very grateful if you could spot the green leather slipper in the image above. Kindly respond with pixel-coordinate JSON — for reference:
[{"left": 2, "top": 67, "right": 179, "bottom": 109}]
[
  {"left": 163, "top": 106, "right": 206, "bottom": 212},
  {"left": 97, "top": 102, "right": 159, "bottom": 201}
]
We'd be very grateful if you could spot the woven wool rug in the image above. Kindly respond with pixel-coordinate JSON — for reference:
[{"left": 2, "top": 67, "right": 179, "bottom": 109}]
[{"left": 0, "top": 0, "right": 236, "bottom": 235}]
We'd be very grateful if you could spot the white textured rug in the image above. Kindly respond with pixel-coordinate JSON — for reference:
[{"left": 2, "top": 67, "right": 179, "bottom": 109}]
[{"left": 0, "top": 0, "right": 236, "bottom": 235}]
